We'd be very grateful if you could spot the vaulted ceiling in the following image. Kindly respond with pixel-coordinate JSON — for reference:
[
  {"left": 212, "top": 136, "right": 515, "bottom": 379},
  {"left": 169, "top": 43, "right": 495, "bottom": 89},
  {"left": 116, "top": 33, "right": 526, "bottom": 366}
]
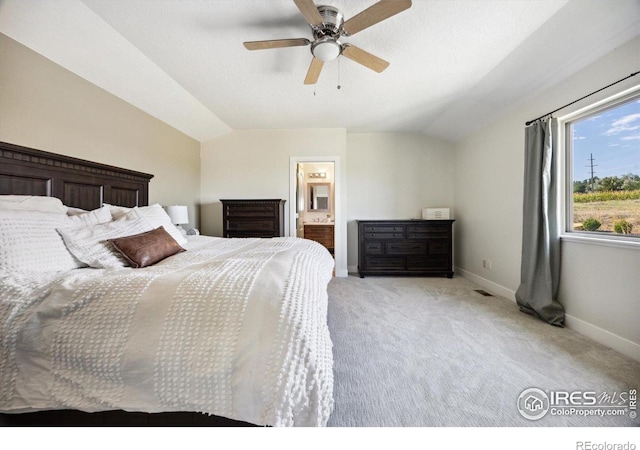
[{"left": 1, "top": 0, "right": 639, "bottom": 142}]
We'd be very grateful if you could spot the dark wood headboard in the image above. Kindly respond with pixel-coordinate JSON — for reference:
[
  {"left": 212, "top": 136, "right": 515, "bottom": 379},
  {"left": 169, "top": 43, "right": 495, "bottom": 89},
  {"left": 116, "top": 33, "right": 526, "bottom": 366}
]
[{"left": 0, "top": 141, "right": 154, "bottom": 210}]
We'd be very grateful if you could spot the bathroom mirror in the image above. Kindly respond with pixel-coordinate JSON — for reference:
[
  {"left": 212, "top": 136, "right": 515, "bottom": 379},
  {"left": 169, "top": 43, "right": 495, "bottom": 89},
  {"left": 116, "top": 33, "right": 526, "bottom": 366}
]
[{"left": 308, "top": 183, "right": 331, "bottom": 212}]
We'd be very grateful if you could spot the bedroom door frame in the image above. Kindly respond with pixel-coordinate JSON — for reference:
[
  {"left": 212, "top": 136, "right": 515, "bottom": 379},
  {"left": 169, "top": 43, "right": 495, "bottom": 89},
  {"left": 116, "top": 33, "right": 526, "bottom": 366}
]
[{"left": 289, "top": 156, "right": 346, "bottom": 277}]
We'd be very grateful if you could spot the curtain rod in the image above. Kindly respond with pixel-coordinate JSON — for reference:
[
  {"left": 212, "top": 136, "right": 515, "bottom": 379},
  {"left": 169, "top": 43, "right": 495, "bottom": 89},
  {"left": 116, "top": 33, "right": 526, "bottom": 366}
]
[{"left": 525, "top": 70, "right": 640, "bottom": 126}]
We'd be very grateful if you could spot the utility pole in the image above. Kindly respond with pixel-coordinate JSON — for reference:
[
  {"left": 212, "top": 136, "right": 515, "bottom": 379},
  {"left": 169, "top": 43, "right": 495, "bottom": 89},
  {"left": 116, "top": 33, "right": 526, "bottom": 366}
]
[{"left": 587, "top": 153, "right": 597, "bottom": 192}]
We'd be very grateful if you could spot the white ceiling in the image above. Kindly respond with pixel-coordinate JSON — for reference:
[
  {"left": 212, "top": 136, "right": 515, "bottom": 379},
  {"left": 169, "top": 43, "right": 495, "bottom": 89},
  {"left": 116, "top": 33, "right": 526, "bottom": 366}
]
[{"left": 1, "top": 0, "right": 639, "bottom": 143}]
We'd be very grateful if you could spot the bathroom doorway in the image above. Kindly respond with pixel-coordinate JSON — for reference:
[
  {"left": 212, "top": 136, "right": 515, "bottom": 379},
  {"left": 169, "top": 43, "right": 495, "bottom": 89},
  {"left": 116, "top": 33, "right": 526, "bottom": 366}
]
[
  {"left": 289, "top": 156, "right": 346, "bottom": 276},
  {"left": 295, "top": 162, "right": 335, "bottom": 239}
]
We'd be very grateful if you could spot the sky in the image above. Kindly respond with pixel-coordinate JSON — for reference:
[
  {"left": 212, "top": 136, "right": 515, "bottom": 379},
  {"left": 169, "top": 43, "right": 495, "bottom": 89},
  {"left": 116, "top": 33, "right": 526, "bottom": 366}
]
[{"left": 572, "top": 98, "right": 640, "bottom": 181}]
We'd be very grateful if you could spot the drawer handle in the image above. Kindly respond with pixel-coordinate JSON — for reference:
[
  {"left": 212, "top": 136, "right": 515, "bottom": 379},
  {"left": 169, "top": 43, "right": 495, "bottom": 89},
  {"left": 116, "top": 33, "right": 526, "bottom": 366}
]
[{"left": 391, "top": 246, "right": 399, "bottom": 250}]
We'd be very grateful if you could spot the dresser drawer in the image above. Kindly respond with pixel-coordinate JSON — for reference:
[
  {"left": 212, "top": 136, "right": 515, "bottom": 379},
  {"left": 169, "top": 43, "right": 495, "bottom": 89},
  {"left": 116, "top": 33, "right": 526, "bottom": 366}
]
[
  {"left": 428, "top": 241, "right": 449, "bottom": 254},
  {"left": 363, "top": 241, "right": 384, "bottom": 254},
  {"left": 407, "top": 256, "right": 449, "bottom": 270},
  {"left": 225, "top": 206, "right": 276, "bottom": 217},
  {"left": 407, "top": 232, "right": 450, "bottom": 240},
  {"left": 303, "top": 225, "right": 333, "bottom": 238},
  {"left": 407, "top": 224, "right": 451, "bottom": 239},
  {"left": 228, "top": 231, "right": 276, "bottom": 238},
  {"left": 386, "top": 241, "right": 427, "bottom": 255},
  {"left": 364, "top": 232, "right": 404, "bottom": 240},
  {"left": 407, "top": 224, "right": 449, "bottom": 233},
  {"left": 363, "top": 225, "right": 405, "bottom": 233},
  {"left": 226, "top": 219, "right": 275, "bottom": 232},
  {"left": 363, "top": 256, "right": 405, "bottom": 270}
]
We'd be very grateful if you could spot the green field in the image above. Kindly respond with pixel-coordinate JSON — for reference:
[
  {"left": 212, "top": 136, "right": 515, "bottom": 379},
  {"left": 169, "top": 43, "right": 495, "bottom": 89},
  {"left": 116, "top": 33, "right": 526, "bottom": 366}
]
[{"left": 573, "top": 199, "right": 640, "bottom": 236}]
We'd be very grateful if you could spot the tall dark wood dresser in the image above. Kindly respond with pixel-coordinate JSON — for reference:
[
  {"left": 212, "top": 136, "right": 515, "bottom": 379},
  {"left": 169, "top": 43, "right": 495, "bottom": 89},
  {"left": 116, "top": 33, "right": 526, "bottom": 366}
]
[
  {"left": 221, "top": 199, "right": 286, "bottom": 238},
  {"left": 357, "top": 219, "right": 455, "bottom": 278}
]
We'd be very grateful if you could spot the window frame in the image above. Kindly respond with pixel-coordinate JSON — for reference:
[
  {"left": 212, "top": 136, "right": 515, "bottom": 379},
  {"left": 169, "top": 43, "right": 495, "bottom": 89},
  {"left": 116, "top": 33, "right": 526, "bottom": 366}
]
[{"left": 558, "top": 84, "right": 640, "bottom": 249}]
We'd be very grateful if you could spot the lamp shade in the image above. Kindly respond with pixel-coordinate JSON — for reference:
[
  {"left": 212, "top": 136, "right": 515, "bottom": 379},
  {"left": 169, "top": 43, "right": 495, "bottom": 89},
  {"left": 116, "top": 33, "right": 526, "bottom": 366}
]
[{"left": 165, "top": 205, "right": 189, "bottom": 225}]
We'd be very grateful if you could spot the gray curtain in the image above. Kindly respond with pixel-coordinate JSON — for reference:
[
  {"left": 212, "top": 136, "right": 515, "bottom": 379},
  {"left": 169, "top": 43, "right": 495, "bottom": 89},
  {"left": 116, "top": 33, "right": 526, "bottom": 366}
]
[{"left": 515, "top": 118, "right": 565, "bottom": 326}]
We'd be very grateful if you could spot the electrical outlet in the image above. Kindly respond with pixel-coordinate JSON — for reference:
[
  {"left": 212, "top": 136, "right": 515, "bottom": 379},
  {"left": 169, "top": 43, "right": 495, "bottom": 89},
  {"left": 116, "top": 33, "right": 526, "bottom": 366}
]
[{"left": 482, "top": 259, "right": 492, "bottom": 270}]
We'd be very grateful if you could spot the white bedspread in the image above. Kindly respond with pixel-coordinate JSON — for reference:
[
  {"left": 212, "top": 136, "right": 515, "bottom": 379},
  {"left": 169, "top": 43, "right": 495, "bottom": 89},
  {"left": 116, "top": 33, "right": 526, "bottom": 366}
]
[{"left": 0, "top": 236, "right": 335, "bottom": 426}]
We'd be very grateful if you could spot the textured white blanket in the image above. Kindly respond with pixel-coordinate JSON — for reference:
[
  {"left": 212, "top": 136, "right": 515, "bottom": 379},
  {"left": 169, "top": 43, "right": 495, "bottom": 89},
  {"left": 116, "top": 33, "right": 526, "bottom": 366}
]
[{"left": 0, "top": 236, "right": 334, "bottom": 426}]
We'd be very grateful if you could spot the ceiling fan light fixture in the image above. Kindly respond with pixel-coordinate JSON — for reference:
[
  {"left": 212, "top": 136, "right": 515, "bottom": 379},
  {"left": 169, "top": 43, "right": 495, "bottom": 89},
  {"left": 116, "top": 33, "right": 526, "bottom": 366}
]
[
  {"left": 311, "top": 38, "right": 341, "bottom": 62},
  {"left": 244, "top": 0, "right": 414, "bottom": 83}
]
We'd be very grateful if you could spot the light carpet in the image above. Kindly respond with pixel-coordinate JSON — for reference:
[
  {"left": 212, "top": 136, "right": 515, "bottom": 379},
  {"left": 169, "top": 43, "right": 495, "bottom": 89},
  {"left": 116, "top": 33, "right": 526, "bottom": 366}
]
[{"left": 326, "top": 275, "right": 640, "bottom": 426}]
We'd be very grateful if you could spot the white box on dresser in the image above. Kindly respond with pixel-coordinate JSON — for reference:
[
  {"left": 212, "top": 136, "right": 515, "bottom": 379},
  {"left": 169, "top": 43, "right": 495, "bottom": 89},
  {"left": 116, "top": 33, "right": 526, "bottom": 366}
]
[{"left": 422, "top": 208, "right": 450, "bottom": 220}]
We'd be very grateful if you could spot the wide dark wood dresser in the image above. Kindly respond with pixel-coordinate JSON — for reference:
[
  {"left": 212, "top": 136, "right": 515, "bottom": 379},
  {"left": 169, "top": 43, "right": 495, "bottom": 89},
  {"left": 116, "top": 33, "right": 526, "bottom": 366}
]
[
  {"left": 221, "top": 199, "right": 286, "bottom": 238},
  {"left": 357, "top": 219, "right": 455, "bottom": 278}
]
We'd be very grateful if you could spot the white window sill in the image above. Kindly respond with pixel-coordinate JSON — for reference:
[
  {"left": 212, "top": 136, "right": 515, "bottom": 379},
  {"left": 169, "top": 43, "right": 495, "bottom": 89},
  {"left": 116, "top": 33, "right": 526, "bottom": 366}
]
[{"left": 560, "top": 233, "right": 640, "bottom": 250}]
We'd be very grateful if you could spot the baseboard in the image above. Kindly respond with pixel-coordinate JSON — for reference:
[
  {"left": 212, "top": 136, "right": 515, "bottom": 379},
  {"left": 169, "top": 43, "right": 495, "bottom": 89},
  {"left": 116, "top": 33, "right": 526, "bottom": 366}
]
[
  {"left": 456, "top": 266, "right": 640, "bottom": 363},
  {"left": 347, "top": 265, "right": 358, "bottom": 275},
  {"left": 564, "top": 314, "right": 640, "bottom": 363},
  {"left": 335, "top": 268, "right": 349, "bottom": 278}
]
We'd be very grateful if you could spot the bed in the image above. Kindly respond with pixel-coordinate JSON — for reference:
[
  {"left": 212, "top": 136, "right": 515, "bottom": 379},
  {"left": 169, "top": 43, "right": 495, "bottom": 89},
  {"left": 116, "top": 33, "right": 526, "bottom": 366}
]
[{"left": 0, "top": 142, "right": 334, "bottom": 426}]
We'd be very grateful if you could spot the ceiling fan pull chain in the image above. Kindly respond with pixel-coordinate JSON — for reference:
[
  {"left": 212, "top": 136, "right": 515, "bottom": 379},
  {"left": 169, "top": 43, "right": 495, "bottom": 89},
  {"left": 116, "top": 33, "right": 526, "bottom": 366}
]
[{"left": 337, "top": 57, "right": 341, "bottom": 90}]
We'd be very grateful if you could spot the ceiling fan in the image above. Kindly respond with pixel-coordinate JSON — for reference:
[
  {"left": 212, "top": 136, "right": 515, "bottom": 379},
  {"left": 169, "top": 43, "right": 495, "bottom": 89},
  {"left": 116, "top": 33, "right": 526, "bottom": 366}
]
[{"left": 243, "top": 0, "right": 412, "bottom": 84}]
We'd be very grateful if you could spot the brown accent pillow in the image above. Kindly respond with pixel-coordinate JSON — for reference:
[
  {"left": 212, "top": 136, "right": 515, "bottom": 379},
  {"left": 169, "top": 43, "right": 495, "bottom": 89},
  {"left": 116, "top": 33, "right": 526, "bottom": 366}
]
[{"left": 108, "top": 226, "right": 185, "bottom": 268}]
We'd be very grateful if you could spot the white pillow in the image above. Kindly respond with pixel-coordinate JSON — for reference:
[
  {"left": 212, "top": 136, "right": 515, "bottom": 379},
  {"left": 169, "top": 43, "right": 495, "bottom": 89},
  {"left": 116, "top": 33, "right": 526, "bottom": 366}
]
[
  {"left": 104, "top": 203, "right": 132, "bottom": 220},
  {"left": 0, "top": 195, "right": 68, "bottom": 214},
  {"left": 65, "top": 205, "right": 113, "bottom": 227},
  {"left": 0, "top": 210, "right": 81, "bottom": 272},
  {"left": 66, "top": 206, "right": 88, "bottom": 216},
  {"left": 125, "top": 204, "right": 188, "bottom": 246},
  {"left": 57, "top": 218, "right": 155, "bottom": 269}
]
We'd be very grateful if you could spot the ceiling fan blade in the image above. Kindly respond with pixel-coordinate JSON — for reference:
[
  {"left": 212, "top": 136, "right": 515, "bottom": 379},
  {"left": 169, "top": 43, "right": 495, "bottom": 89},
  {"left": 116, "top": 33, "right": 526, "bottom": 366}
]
[
  {"left": 304, "top": 57, "right": 324, "bottom": 84},
  {"left": 244, "top": 38, "right": 311, "bottom": 50},
  {"left": 343, "top": 0, "right": 412, "bottom": 36},
  {"left": 342, "top": 45, "right": 389, "bottom": 73},
  {"left": 293, "top": 0, "right": 324, "bottom": 27}
]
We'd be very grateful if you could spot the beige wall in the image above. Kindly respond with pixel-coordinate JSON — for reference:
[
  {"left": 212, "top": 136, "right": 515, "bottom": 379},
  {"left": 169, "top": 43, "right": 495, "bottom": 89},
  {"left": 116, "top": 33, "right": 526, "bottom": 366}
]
[
  {"left": 0, "top": 34, "right": 201, "bottom": 228},
  {"left": 454, "top": 35, "right": 640, "bottom": 360},
  {"left": 346, "top": 133, "right": 455, "bottom": 270}
]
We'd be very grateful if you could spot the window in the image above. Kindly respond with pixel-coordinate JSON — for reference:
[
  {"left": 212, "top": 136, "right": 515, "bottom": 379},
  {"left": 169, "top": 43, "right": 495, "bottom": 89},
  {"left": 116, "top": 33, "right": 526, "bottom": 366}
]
[{"left": 563, "top": 89, "right": 640, "bottom": 241}]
